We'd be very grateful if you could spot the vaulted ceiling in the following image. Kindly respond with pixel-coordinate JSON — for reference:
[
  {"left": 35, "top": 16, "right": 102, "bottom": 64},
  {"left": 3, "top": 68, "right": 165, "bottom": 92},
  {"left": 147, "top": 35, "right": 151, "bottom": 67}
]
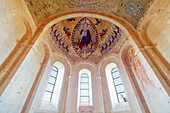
[{"left": 24, "top": 0, "right": 154, "bottom": 28}]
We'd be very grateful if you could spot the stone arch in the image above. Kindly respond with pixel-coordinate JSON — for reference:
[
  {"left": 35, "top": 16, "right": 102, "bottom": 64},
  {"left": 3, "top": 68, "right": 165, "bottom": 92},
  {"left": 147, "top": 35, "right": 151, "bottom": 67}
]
[
  {"left": 46, "top": 55, "right": 71, "bottom": 113},
  {"left": 77, "top": 68, "right": 93, "bottom": 111},
  {"left": 1, "top": 10, "right": 169, "bottom": 112},
  {"left": 22, "top": 10, "right": 168, "bottom": 112},
  {"left": 30, "top": 10, "right": 140, "bottom": 49},
  {"left": 74, "top": 63, "right": 97, "bottom": 107},
  {"left": 98, "top": 55, "right": 132, "bottom": 112},
  {"left": 0, "top": 11, "right": 140, "bottom": 98},
  {"left": 50, "top": 55, "right": 71, "bottom": 78},
  {"left": 66, "top": 63, "right": 101, "bottom": 113},
  {"left": 26, "top": 54, "right": 71, "bottom": 113}
]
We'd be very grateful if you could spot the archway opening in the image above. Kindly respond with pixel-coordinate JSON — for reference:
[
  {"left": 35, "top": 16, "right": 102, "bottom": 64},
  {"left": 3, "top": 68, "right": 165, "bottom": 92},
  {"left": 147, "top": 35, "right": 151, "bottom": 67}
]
[
  {"left": 41, "top": 61, "right": 65, "bottom": 110},
  {"left": 77, "top": 68, "right": 93, "bottom": 112},
  {"left": 105, "top": 62, "right": 129, "bottom": 111}
]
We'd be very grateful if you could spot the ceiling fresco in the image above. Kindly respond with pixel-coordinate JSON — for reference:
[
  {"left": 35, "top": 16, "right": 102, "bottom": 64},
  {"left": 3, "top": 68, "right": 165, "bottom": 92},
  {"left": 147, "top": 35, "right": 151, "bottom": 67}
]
[
  {"left": 49, "top": 17, "right": 125, "bottom": 61},
  {"left": 24, "top": 0, "right": 154, "bottom": 28}
]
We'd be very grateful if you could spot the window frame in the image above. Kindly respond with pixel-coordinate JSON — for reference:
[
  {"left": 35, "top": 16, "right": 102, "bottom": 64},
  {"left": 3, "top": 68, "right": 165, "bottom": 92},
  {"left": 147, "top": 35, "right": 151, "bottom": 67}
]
[
  {"left": 79, "top": 73, "right": 90, "bottom": 105},
  {"left": 111, "top": 67, "right": 127, "bottom": 102},
  {"left": 43, "top": 66, "right": 58, "bottom": 101}
]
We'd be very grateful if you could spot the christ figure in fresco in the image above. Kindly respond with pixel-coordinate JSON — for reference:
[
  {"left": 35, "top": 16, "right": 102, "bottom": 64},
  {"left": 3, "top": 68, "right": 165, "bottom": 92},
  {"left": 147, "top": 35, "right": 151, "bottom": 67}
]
[{"left": 78, "top": 23, "right": 92, "bottom": 49}]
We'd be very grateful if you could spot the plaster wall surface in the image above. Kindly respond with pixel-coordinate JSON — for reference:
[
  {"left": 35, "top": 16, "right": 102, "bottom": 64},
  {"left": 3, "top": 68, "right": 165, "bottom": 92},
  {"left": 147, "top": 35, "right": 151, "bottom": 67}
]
[
  {"left": 147, "top": 16, "right": 170, "bottom": 63},
  {"left": 136, "top": 51, "right": 170, "bottom": 113},
  {"left": 137, "top": 0, "right": 170, "bottom": 86},
  {"left": 125, "top": 36, "right": 170, "bottom": 113},
  {"left": 0, "top": 0, "right": 36, "bottom": 66},
  {"left": 0, "top": 37, "right": 45, "bottom": 113},
  {"left": 0, "top": 16, "right": 26, "bottom": 65}
]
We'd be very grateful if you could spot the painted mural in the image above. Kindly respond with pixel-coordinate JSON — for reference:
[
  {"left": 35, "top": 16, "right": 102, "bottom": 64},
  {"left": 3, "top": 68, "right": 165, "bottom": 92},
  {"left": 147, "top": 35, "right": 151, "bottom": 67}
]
[
  {"left": 99, "top": 24, "right": 121, "bottom": 55},
  {"left": 127, "top": 46, "right": 155, "bottom": 91},
  {"left": 124, "top": 1, "right": 144, "bottom": 20},
  {"left": 71, "top": 17, "right": 98, "bottom": 59},
  {"left": 49, "top": 17, "right": 125, "bottom": 60},
  {"left": 25, "top": 0, "right": 154, "bottom": 27},
  {"left": 50, "top": 23, "right": 71, "bottom": 54}
]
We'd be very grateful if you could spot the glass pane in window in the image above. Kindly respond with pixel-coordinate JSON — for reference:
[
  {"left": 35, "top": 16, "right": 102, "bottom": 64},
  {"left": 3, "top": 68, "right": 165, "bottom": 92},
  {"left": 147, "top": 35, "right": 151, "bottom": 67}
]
[
  {"left": 116, "top": 85, "right": 124, "bottom": 93},
  {"left": 50, "top": 71, "right": 58, "bottom": 77},
  {"left": 80, "top": 97, "right": 89, "bottom": 102},
  {"left": 117, "top": 93, "right": 127, "bottom": 102},
  {"left": 52, "top": 66, "right": 58, "bottom": 71},
  {"left": 80, "top": 96, "right": 89, "bottom": 105},
  {"left": 46, "top": 83, "right": 54, "bottom": 92},
  {"left": 114, "top": 77, "right": 122, "bottom": 85},
  {"left": 43, "top": 91, "right": 51, "bottom": 101},
  {"left": 81, "top": 77, "right": 89, "bottom": 82},
  {"left": 120, "top": 92, "right": 127, "bottom": 100},
  {"left": 81, "top": 74, "right": 88, "bottom": 78},
  {"left": 80, "top": 97, "right": 89, "bottom": 105},
  {"left": 112, "top": 68, "right": 118, "bottom": 72},
  {"left": 48, "top": 76, "right": 55, "bottom": 83},
  {"left": 80, "top": 90, "right": 89, "bottom": 96},
  {"left": 81, "top": 83, "right": 89, "bottom": 89},
  {"left": 117, "top": 93, "right": 124, "bottom": 102},
  {"left": 80, "top": 101, "right": 89, "bottom": 105},
  {"left": 112, "top": 71, "right": 120, "bottom": 78}
]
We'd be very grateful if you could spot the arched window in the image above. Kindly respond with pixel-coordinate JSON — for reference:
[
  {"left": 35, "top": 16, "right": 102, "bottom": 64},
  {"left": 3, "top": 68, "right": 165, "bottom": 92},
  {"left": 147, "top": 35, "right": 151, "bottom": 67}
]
[
  {"left": 43, "top": 66, "right": 58, "bottom": 101},
  {"left": 41, "top": 61, "right": 65, "bottom": 111},
  {"left": 77, "top": 69, "right": 93, "bottom": 111},
  {"left": 105, "top": 63, "right": 129, "bottom": 111},
  {"left": 80, "top": 73, "right": 90, "bottom": 105},
  {"left": 112, "top": 67, "right": 127, "bottom": 102}
]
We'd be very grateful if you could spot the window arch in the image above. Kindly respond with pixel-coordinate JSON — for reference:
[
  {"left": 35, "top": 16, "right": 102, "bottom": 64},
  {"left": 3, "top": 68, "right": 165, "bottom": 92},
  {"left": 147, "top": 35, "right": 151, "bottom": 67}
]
[
  {"left": 77, "top": 69, "right": 93, "bottom": 111},
  {"left": 112, "top": 67, "right": 127, "bottom": 102},
  {"left": 41, "top": 62, "right": 65, "bottom": 110},
  {"left": 105, "top": 63, "right": 129, "bottom": 111},
  {"left": 43, "top": 66, "right": 58, "bottom": 101},
  {"left": 80, "top": 73, "right": 90, "bottom": 105}
]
